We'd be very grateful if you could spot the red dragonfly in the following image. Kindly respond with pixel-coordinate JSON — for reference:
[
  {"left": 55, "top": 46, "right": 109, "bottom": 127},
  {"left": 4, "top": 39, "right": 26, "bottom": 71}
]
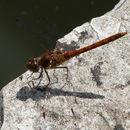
[{"left": 27, "top": 32, "right": 127, "bottom": 87}]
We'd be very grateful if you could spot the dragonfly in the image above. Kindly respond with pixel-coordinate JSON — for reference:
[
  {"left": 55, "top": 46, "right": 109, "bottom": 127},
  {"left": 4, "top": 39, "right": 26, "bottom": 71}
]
[{"left": 26, "top": 32, "right": 127, "bottom": 88}]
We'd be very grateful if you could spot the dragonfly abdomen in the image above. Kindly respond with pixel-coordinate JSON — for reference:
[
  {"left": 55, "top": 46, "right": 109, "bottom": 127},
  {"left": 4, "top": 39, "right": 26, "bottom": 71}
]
[{"left": 63, "top": 32, "right": 127, "bottom": 61}]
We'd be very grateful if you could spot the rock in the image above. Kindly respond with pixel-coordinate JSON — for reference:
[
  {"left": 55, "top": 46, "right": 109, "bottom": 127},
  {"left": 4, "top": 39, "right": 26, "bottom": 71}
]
[{"left": 1, "top": 0, "right": 130, "bottom": 129}]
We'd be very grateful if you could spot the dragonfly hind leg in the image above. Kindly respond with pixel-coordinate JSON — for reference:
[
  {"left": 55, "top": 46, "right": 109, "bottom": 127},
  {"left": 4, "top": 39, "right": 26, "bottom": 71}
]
[{"left": 53, "top": 66, "right": 72, "bottom": 89}]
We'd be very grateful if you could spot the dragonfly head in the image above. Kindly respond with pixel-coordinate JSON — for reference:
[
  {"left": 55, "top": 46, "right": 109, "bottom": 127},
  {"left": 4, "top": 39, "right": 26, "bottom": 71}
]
[{"left": 26, "top": 57, "right": 39, "bottom": 72}]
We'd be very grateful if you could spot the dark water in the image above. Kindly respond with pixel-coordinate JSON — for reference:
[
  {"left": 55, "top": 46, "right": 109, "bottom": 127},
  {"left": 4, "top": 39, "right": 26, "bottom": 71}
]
[{"left": 0, "top": 0, "right": 119, "bottom": 88}]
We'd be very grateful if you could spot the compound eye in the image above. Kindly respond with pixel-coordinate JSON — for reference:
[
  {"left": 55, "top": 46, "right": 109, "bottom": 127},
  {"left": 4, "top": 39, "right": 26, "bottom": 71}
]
[
  {"left": 27, "top": 57, "right": 39, "bottom": 72},
  {"left": 34, "top": 58, "right": 37, "bottom": 64}
]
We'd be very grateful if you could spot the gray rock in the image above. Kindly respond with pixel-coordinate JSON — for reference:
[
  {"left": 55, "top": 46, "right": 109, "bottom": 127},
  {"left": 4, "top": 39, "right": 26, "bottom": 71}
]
[{"left": 1, "top": 0, "right": 130, "bottom": 130}]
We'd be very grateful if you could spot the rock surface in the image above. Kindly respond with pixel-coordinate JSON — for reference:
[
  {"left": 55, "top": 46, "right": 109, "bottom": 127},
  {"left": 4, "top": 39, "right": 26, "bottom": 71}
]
[{"left": 1, "top": 0, "right": 130, "bottom": 130}]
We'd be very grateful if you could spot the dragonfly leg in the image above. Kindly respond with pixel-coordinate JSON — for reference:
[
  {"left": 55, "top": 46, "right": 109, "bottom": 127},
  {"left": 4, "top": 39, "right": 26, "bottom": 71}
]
[
  {"left": 32, "top": 69, "right": 51, "bottom": 91},
  {"left": 35, "top": 69, "right": 43, "bottom": 87},
  {"left": 44, "top": 69, "right": 51, "bottom": 86},
  {"left": 33, "top": 68, "right": 43, "bottom": 80},
  {"left": 27, "top": 72, "right": 33, "bottom": 80},
  {"left": 49, "top": 69, "right": 58, "bottom": 85},
  {"left": 28, "top": 68, "right": 43, "bottom": 89},
  {"left": 54, "top": 66, "right": 72, "bottom": 89}
]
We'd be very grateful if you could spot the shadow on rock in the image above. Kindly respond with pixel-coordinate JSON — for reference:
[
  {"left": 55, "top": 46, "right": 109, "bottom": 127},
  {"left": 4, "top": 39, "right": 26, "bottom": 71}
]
[{"left": 16, "top": 86, "right": 105, "bottom": 101}]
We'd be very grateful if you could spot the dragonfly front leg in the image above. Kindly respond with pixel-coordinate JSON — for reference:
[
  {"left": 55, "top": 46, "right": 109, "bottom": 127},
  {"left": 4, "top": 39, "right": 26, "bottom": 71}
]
[
  {"left": 28, "top": 68, "right": 43, "bottom": 88},
  {"left": 35, "top": 69, "right": 51, "bottom": 91},
  {"left": 28, "top": 68, "right": 51, "bottom": 90},
  {"left": 32, "top": 68, "right": 51, "bottom": 88}
]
